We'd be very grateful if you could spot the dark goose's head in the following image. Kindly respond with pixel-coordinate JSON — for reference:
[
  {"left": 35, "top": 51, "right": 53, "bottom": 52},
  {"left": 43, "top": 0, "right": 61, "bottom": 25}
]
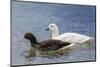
[{"left": 24, "top": 33, "right": 38, "bottom": 44}]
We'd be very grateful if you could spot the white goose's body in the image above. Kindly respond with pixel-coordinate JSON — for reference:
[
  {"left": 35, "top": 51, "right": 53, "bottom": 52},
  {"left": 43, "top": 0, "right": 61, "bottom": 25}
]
[{"left": 46, "top": 23, "right": 93, "bottom": 44}]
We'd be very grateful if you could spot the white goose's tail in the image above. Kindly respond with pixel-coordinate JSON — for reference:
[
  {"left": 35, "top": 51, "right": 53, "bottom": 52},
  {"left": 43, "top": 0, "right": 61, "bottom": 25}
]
[{"left": 79, "top": 37, "right": 94, "bottom": 44}]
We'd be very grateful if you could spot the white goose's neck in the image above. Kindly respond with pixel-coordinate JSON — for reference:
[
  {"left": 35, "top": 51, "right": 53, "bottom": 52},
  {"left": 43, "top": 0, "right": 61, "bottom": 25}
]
[{"left": 52, "top": 27, "right": 59, "bottom": 39}]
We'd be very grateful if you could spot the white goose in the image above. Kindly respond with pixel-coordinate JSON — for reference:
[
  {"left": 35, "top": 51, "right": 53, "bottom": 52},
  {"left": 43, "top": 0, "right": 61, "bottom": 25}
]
[{"left": 46, "top": 23, "right": 93, "bottom": 44}]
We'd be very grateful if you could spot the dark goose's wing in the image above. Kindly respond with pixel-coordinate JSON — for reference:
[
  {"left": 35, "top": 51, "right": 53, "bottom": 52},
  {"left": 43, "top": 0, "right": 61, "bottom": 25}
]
[{"left": 38, "top": 40, "right": 71, "bottom": 51}]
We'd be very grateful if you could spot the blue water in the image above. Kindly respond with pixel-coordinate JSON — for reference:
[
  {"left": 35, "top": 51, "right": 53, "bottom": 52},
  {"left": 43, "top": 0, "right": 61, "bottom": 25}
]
[{"left": 11, "top": 1, "right": 96, "bottom": 66}]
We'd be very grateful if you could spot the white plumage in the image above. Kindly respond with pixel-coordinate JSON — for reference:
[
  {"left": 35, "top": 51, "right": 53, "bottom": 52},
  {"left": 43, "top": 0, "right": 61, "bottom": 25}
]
[{"left": 46, "top": 23, "right": 93, "bottom": 44}]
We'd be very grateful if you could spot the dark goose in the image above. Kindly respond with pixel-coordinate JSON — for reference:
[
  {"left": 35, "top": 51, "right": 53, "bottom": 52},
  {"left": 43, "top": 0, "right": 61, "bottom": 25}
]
[{"left": 24, "top": 33, "right": 72, "bottom": 51}]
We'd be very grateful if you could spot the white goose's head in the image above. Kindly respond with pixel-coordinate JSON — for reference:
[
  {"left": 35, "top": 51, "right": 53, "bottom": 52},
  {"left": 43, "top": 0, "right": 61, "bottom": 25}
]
[
  {"left": 46, "top": 23, "right": 59, "bottom": 38},
  {"left": 46, "top": 23, "right": 58, "bottom": 31}
]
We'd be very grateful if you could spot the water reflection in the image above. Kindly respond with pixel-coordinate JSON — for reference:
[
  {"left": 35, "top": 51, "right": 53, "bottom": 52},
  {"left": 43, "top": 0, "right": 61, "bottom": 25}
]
[{"left": 24, "top": 47, "right": 71, "bottom": 59}]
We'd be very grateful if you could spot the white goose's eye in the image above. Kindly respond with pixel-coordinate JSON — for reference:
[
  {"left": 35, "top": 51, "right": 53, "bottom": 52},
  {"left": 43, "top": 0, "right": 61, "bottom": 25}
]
[{"left": 50, "top": 26, "right": 53, "bottom": 28}]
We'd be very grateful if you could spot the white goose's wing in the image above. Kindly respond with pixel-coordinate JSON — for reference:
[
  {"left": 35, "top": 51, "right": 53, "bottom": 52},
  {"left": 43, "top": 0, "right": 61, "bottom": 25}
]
[{"left": 55, "top": 32, "right": 93, "bottom": 44}]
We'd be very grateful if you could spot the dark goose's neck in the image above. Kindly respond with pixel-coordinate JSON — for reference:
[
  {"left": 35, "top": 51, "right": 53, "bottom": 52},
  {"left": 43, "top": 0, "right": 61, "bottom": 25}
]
[{"left": 29, "top": 36, "right": 38, "bottom": 47}]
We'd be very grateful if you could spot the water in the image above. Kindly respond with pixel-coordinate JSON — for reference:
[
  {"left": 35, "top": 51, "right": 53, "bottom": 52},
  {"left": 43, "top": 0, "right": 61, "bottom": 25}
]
[{"left": 11, "top": 1, "right": 96, "bottom": 66}]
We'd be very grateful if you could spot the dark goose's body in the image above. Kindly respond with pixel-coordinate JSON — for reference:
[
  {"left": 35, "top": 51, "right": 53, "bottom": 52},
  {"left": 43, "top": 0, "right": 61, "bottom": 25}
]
[{"left": 34, "top": 40, "right": 71, "bottom": 51}]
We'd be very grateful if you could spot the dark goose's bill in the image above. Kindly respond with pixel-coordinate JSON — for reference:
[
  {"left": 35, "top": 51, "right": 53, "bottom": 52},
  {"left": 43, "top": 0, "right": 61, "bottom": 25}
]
[{"left": 24, "top": 33, "right": 72, "bottom": 51}]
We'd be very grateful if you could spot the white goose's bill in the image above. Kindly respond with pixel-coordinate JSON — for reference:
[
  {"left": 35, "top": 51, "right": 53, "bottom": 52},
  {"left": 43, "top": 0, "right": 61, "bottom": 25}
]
[{"left": 46, "top": 28, "right": 50, "bottom": 31}]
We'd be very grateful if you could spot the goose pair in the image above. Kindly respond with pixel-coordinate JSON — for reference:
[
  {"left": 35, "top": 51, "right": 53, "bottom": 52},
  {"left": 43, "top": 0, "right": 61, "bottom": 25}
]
[
  {"left": 46, "top": 23, "right": 93, "bottom": 44},
  {"left": 24, "top": 23, "right": 93, "bottom": 54}
]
